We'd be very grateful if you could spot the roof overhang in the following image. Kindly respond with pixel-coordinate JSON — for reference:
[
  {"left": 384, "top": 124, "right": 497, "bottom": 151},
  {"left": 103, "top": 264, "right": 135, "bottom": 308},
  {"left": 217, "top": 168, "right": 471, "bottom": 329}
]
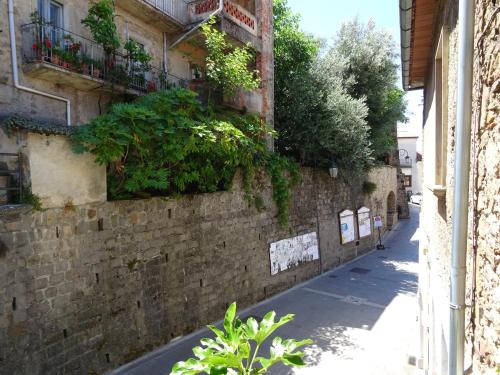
[{"left": 399, "top": 0, "right": 438, "bottom": 90}]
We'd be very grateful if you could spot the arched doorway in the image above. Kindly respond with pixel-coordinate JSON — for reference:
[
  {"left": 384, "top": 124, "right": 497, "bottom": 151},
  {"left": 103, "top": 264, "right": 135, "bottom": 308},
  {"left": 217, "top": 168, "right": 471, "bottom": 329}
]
[{"left": 386, "top": 191, "right": 396, "bottom": 229}]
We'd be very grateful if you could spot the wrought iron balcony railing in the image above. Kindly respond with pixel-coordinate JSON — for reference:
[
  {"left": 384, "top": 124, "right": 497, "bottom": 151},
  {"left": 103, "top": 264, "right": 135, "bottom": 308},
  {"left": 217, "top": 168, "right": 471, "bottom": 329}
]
[{"left": 21, "top": 23, "right": 186, "bottom": 93}]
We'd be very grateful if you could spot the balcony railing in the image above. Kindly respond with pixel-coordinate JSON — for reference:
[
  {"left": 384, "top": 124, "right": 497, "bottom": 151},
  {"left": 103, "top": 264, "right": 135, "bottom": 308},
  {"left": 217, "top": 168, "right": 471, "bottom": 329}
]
[
  {"left": 189, "top": 0, "right": 258, "bottom": 36},
  {"left": 143, "top": 0, "right": 189, "bottom": 24},
  {"left": 21, "top": 23, "right": 186, "bottom": 93}
]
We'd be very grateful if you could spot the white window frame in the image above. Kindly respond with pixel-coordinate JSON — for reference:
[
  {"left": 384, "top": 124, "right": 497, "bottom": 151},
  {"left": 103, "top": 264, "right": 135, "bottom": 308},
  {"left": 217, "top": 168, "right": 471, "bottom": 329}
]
[{"left": 38, "top": 0, "right": 64, "bottom": 28}]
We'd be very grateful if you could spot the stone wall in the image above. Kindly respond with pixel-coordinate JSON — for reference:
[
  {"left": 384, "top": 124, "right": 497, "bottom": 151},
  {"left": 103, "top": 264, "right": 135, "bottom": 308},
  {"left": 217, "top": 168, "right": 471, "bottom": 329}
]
[
  {"left": 0, "top": 166, "right": 396, "bottom": 375},
  {"left": 418, "top": 0, "right": 499, "bottom": 374},
  {"left": 470, "top": 1, "right": 499, "bottom": 372}
]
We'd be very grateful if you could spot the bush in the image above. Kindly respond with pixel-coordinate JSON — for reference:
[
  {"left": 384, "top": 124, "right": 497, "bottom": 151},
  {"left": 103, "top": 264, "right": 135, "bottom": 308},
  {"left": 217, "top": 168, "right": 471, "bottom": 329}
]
[
  {"left": 362, "top": 181, "right": 377, "bottom": 195},
  {"left": 72, "top": 89, "right": 299, "bottom": 225}
]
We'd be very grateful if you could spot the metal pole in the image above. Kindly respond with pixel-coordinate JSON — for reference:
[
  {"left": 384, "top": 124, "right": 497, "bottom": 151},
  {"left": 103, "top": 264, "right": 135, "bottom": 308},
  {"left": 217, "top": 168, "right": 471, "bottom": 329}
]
[{"left": 449, "top": 0, "right": 474, "bottom": 374}]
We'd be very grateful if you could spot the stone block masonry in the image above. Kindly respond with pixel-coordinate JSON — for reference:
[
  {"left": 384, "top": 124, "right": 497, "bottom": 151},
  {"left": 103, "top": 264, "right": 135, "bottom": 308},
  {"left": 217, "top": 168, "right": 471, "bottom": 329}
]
[{"left": 0, "top": 166, "right": 397, "bottom": 375}]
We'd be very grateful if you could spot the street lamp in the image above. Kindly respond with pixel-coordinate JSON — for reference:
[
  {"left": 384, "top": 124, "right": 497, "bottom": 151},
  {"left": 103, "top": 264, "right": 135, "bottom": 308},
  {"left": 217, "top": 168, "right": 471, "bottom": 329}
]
[
  {"left": 329, "top": 161, "right": 338, "bottom": 178},
  {"left": 398, "top": 149, "right": 411, "bottom": 165}
]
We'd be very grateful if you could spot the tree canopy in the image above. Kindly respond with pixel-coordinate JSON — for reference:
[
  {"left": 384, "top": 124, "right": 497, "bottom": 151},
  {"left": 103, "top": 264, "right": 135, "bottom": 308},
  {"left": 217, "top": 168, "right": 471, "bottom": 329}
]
[{"left": 273, "top": 1, "right": 407, "bottom": 173}]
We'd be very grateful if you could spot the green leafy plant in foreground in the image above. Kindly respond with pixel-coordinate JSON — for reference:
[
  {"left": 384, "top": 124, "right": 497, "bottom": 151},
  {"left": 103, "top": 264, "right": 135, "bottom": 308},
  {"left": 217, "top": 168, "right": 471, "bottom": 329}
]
[{"left": 171, "top": 302, "right": 312, "bottom": 375}]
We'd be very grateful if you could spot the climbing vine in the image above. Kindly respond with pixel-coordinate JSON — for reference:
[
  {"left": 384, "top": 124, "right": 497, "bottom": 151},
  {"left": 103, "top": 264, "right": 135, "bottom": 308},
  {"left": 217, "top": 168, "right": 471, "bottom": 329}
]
[
  {"left": 201, "top": 18, "right": 260, "bottom": 96},
  {"left": 72, "top": 89, "right": 299, "bottom": 225}
]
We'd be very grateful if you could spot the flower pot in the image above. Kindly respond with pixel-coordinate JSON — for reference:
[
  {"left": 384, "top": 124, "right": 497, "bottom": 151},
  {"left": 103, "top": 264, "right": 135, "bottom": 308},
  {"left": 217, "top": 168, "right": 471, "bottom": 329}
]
[
  {"left": 52, "top": 55, "right": 62, "bottom": 66},
  {"left": 81, "top": 64, "right": 90, "bottom": 76},
  {"left": 147, "top": 81, "right": 157, "bottom": 92},
  {"left": 92, "top": 68, "right": 101, "bottom": 79}
]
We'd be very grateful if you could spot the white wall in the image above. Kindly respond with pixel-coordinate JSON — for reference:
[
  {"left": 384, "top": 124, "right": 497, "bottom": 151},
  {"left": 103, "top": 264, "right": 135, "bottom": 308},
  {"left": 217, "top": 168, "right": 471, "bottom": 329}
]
[
  {"left": 397, "top": 137, "right": 422, "bottom": 193},
  {"left": 27, "top": 133, "right": 107, "bottom": 208}
]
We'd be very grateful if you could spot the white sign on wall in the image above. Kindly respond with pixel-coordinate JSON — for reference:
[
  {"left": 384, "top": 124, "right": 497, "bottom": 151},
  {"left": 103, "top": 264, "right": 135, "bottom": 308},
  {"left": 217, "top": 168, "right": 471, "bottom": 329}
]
[
  {"left": 339, "top": 209, "right": 355, "bottom": 244},
  {"left": 269, "top": 232, "right": 319, "bottom": 275},
  {"left": 357, "top": 206, "right": 372, "bottom": 238}
]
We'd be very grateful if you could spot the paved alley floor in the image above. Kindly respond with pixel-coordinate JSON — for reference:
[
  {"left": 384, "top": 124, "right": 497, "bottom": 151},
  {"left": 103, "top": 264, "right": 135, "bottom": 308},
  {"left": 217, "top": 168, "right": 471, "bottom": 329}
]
[{"left": 111, "top": 206, "right": 421, "bottom": 375}]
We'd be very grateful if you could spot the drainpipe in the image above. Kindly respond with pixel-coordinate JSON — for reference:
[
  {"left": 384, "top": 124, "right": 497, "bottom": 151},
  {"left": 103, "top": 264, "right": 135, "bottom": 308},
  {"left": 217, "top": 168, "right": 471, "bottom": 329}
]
[
  {"left": 163, "top": 32, "right": 169, "bottom": 73},
  {"left": 169, "top": 0, "right": 224, "bottom": 50},
  {"left": 449, "top": 0, "right": 475, "bottom": 374},
  {"left": 8, "top": 0, "right": 71, "bottom": 126}
]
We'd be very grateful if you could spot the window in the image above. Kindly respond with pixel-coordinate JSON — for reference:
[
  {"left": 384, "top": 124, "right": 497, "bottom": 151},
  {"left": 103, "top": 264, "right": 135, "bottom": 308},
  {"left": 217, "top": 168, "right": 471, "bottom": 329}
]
[
  {"left": 38, "top": 0, "right": 64, "bottom": 46},
  {"left": 434, "top": 30, "right": 448, "bottom": 187},
  {"left": 190, "top": 64, "right": 204, "bottom": 80},
  {"left": 38, "top": 0, "right": 64, "bottom": 27},
  {"left": 404, "top": 175, "right": 412, "bottom": 188}
]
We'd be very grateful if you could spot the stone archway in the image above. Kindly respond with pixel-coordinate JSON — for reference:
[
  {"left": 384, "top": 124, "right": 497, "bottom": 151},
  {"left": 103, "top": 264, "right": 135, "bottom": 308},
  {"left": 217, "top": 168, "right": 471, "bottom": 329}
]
[{"left": 386, "top": 191, "right": 396, "bottom": 229}]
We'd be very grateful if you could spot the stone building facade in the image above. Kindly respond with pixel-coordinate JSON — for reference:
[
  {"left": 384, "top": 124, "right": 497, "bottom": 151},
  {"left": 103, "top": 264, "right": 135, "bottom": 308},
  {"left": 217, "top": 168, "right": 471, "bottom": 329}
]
[
  {"left": 0, "top": 166, "right": 398, "bottom": 374},
  {"left": 0, "top": 0, "right": 273, "bottom": 125},
  {"left": 0, "top": 0, "right": 273, "bottom": 208},
  {"left": 399, "top": 0, "right": 499, "bottom": 373}
]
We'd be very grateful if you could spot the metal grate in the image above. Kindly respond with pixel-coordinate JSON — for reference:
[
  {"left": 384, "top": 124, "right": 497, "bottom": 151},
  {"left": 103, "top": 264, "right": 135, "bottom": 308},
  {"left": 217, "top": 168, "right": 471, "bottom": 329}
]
[
  {"left": 328, "top": 274, "right": 338, "bottom": 279},
  {"left": 349, "top": 267, "right": 371, "bottom": 275},
  {"left": 0, "top": 153, "right": 22, "bottom": 204}
]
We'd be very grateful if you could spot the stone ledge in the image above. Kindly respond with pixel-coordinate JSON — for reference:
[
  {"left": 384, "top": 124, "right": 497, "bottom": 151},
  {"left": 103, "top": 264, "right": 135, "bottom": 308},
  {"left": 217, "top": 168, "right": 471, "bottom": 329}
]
[
  {"left": 0, "top": 115, "right": 75, "bottom": 136},
  {"left": 0, "top": 204, "right": 34, "bottom": 217}
]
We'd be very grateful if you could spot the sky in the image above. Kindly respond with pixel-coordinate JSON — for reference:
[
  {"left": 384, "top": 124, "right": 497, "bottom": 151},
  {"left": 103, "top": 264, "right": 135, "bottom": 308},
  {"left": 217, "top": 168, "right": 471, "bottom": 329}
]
[{"left": 287, "top": 0, "right": 424, "bottom": 148}]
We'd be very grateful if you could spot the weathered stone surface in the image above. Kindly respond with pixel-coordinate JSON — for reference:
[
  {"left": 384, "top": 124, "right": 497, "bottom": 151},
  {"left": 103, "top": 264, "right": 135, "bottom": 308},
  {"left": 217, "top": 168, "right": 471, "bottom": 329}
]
[
  {"left": 0, "top": 166, "right": 396, "bottom": 375},
  {"left": 418, "top": 1, "right": 499, "bottom": 374}
]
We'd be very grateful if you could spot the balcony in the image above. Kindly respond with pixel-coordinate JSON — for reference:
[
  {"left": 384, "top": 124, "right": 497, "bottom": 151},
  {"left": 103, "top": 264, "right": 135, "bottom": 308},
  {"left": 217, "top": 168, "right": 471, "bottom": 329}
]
[
  {"left": 189, "top": 0, "right": 259, "bottom": 38},
  {"left": 21, "top": 23, "right": 186, "bottom": 94},
  {"left": 116, "top": 0, "right": 189, "bottom": 31}
]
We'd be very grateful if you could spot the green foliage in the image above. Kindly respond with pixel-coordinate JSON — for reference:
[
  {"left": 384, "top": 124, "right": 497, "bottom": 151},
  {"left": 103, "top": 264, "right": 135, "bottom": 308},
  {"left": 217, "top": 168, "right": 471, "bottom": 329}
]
[
  {"left": 81, "top": 0, "right": 120, "bottom": 55},
  {"left": 265, "top": 154, "right": 300, "bottom": 226},
  {"left": 273, "top": 0, "right": 372, "bottom": 173},
  {"left": 362, "top": 181, "right": 377, "bottom": 195},
  {"left": 19, "top": 189, "right": 43, "bottom": 211},
  {"left": 274, "top": 3, "right": 406, "bottom": 172},
  {"left": 327, "top": 19, "right": 407, "bottom": 161},
  {"left": 124, "top": 39, "right": 152, "bottom": 70},
  {"left": 171, "top": 302, "right": 312, "bottom": 375},
  {"left": 72, "top": 89, "right": 299, "bottom": 224},
  {"left": 30, "top": 10, "right": 45, "bottom": 24},
  {"left": 201, "top": 18, "right": 260, "bottom": 96}
]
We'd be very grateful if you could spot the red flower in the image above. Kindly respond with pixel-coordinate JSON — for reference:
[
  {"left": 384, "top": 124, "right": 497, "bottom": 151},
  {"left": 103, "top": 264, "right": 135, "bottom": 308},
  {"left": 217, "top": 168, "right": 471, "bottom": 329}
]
[
  {"left": 147, "top": 81, "right": 157, "bottom": 92},
  {"left": 44, "top": 39, "right": 52, "bottom": 49},
  {"left": 32, "top": 43, "right": 38, "bottom": 50}
]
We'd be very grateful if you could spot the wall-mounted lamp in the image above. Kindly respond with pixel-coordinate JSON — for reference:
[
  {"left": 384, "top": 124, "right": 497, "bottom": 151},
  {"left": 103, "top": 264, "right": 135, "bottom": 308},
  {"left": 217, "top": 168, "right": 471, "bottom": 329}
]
[{"left": 329, "top": 162, "right": 338, "bottom": 178}]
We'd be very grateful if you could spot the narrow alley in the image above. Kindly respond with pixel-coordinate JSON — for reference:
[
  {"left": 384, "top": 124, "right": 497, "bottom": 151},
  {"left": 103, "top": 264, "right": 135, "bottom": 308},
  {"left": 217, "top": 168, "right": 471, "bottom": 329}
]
[{"left": 112, "top": 206, "right": 421, "bottom": 375}]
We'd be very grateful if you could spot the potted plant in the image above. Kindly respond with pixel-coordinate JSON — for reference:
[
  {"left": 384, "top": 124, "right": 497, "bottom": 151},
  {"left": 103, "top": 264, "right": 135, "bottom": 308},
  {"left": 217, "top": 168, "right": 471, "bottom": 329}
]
[
  {"left": 146, "top": 80, "right": 157, "bottom": 92},
  {"left": 51, "top": 46, "right": 63, "bottom": 66},
  {"left": 81, "top": 0, "right": 120, "bottom": 76},
  {"left": 80, "top": 54, "right": 92, "bottom": 75},
  {"left": 91, "top": 59, "right": 103, "bottom": 78}
]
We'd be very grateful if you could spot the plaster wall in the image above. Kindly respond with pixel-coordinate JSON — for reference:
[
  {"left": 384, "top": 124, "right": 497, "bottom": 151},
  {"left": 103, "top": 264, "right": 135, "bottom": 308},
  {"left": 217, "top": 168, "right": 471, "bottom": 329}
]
[{"left": 26, "top": 133, "right": 106, "bottom": 208}]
